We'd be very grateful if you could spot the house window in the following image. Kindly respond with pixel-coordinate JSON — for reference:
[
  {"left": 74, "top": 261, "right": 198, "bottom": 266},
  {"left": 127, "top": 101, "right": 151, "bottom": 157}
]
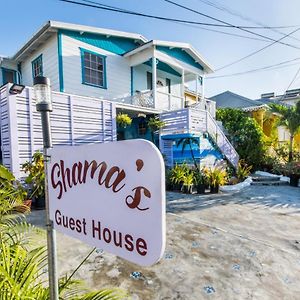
[
  {"left": 147, "top": 72, "right": 152, "bottom": 90},
  {"left": 81, "top": 49, "right": 107, "bottom": 88},
  {"left": 31, "top": 55, "right": 43, "bottom": 78},
  {"left": 2, "top": 68, "right": 17, "bottom": 84},
  {"left": 138, "top": 121, "right": 147, "bottom": 135},
  {"left": 166, "top": 78, "right": 171, "bottom": 93}
]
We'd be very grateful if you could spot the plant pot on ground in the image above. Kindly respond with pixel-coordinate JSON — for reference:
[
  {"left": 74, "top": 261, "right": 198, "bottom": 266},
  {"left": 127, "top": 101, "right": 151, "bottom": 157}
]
[
  {"left": 169, "top": 164, "right": 188, "bottom": 192},
  {"left": 204, "top": 166, "right": 228, "bottom": 194},
  {"left": 210, "top": 185, "right": 220, "bottom": 194},
  {"left": 182, "top": 168, "right": 194, "bottom": 194},
  {"left": 274, "top": 161, "right": 300, "bottom": 188},
  {"left": 193, "top": 169, "right": 207, "bottom": 194},
  {"left": 289, "top": 174, "right": 299, "bottom": 187}
]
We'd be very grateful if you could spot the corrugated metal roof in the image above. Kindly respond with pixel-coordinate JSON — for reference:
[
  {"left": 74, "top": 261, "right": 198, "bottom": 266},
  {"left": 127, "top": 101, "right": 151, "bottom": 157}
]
[{"left": 209, "top": 91, "right": 265, "bottom": 109}]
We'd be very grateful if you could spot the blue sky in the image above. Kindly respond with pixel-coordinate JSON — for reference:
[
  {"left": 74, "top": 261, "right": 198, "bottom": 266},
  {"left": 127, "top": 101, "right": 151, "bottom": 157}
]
[{"left": 2, "top": 0, "right": 300, "bottom": 99}]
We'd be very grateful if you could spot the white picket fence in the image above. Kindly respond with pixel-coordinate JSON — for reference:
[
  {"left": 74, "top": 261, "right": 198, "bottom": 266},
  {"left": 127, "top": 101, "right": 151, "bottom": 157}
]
[
  {"left": 160, "top": 108, "right": 239, "bottom": 168},
  {"left": 0, "top": 84, "right": 116, "bottom": 178}
]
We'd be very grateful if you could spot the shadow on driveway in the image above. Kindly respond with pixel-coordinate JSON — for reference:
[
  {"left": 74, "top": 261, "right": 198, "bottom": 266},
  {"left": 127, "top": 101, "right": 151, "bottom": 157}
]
[{"left": 167, "top": 185, "right": 300, "bottom": 214}]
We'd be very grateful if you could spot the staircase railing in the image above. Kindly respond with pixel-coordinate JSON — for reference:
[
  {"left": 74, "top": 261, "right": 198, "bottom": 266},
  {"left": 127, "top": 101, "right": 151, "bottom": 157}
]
[{"left": 203, "top": 109, "right": 239, "bottom": 168}]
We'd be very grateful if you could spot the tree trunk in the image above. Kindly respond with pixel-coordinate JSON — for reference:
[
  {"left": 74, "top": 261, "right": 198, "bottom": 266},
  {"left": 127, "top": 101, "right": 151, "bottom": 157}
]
[
  {"left": 189, "top": 141, "right": 199, "bottom": 171},
  {"left": 288, "top": 134, "right": 294, "bottom": 162},
  {"left": 151, "top": 131, "right": 154, "bottom": 143}
]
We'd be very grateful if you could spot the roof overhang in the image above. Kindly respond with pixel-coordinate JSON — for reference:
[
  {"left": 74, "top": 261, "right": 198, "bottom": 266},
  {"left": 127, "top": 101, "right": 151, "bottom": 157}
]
[
  {"left": 241, "top": 104, "right": 269, "bottom": 112},
  {"left": 12, "top": 20, "right": 148, "bottom": 62},
  {"left": 124, "top": 40, "right": 214, "bottom": 74}
]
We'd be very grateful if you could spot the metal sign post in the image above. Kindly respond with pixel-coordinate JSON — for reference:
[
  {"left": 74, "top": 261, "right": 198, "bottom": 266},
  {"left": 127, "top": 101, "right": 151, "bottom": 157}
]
[{"left": 34, "top": 76, "right": 59, "bottom": 300}]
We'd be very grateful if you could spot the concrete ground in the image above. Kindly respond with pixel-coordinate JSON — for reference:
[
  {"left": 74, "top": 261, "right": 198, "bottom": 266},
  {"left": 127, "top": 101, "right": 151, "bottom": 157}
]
[{"left": 27, "top": 185, "right": 300, "bottom": 300}]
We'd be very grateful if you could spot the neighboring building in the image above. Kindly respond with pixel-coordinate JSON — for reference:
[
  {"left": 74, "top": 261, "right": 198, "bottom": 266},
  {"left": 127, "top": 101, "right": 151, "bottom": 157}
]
[
  {"left": 0, "top": 21, "right": 239, "bottom": 175},
  {"left": 258, "top": 89, "right": 300, "bottom": 107},
  {"left": 210, "top": 90, "right": 300, "bottom": 149},
  {"left": 210, "top": 91, "right": 268, "bottom": 128}
]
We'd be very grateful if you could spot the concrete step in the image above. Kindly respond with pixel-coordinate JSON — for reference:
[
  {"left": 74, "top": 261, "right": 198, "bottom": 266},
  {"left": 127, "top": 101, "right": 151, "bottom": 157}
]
[
  {"left": 250, "top": 180, "right": 288, "bottom": 186},
  {"left": 251, "top": 176, "right": 281, "bottom": 182}
]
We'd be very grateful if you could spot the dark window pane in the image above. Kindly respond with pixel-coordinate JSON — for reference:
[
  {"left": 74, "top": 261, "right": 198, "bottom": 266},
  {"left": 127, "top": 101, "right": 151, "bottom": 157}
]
[
  {"left": 147, "top": 72, "right": 152, "bottom": 90},
  {"left": 3, "top": 70, "right": 14, "bottom": 84},
  {"left": 82, "top": 51, "right": 105, "bottom": 87}
]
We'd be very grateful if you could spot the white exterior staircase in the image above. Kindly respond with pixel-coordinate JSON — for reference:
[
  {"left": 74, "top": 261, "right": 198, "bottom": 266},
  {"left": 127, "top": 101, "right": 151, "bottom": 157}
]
[{"left": 159, "top": 108, "right": 239, "bottom": 169}]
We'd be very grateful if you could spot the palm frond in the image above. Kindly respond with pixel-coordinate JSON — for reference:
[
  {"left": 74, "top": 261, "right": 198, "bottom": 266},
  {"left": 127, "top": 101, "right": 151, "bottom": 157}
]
[{"left": 78, "top": 289, "right": 129, "bottom": 300}]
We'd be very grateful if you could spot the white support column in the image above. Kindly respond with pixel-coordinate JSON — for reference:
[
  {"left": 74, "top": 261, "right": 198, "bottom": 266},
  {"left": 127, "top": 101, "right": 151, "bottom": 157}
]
[
  {"left": 152, "top": 56, "right": 157, "bottom": 109},
  {"left": 195, "top": 74, "right": 199, "bottom": 102},
  {"left": 181, "top": 69, "right": 185, "bottom": 108},
  {"left": 202, "top": 75, "right": 205, "bottom": 100}
]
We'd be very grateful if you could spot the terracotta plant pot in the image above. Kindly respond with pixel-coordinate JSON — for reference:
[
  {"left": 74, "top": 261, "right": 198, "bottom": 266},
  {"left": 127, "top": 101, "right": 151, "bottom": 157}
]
[
  {"left": 15, "top": 199, "right": 32, "bottom": 213},
  {"left": 23, "top": 199, "right": 32, "bottom": 209}
]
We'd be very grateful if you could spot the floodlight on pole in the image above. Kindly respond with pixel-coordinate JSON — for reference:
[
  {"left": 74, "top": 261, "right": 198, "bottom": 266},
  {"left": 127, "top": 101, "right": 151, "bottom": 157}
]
[{"left": 33, "top": 76, "right": 59, "bottom": 300}]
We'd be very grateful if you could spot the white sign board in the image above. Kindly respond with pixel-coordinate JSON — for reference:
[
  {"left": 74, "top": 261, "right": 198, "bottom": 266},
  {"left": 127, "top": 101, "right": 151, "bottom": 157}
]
[{"left": 48, "top": 139, "right": 166, "bottom": 266}]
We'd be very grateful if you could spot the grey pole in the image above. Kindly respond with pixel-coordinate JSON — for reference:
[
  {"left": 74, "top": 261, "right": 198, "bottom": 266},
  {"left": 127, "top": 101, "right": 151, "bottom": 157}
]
[{"left": 34, "top": 77, "right": 59, "bottom": 300}]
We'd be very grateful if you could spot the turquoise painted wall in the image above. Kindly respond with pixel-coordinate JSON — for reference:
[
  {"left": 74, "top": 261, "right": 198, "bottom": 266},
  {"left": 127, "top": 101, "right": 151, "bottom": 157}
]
[
  {"left": 117, "top": 116, "right": 159, "bottom": 145},
  {"left": 156, "top": 46, "right": 204, "bottom": 70},
  {"left": 172, "top": 136, "right": 223, "bottom": 166},
  {"left": 60, "top": 29, "right": 140, "bottom": 55}
]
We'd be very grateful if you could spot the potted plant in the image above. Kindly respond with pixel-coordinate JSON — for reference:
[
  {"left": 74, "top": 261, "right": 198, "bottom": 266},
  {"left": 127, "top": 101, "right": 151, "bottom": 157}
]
[
  {"left": 193, "top": 169, "right": 207, "bottom": 194},
  {"left": 182, "top": 170, "right": 194, "bottom": 194},
  {"left": 22, "top": 152, "right": 45, "bottom": 209},
  {"left": 116, "top": 113, "right": 132, "bottom": 128},
  {"left": 147, "top": 116, "right": 165, "bottom": 143},
  {"left": 236, "top": 160, "right": 252, "bottom": 182},
  {"left": 205, "top": 166, "right": 227, "bottom": 194},
  {"left": 169, "top": 164, "right": 188, "bottom": 191},
  {"left": 278, "top": 161, "right": 300, "bottom": 187}
]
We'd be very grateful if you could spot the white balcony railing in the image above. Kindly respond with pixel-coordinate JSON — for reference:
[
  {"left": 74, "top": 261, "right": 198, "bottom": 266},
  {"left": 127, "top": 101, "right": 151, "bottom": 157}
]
[{"left": 115, "top": 90, "right": 184, "bottom": 111}]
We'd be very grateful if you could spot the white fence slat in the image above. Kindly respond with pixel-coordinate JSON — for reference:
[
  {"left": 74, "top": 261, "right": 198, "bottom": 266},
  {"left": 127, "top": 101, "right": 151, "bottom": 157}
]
[
  {"left": 7, "top": 87, "right": 20, "bottom": 178},
  {"left": 27, "top": 88, "right": 35, "bottom": 160},
  {"left": 0, "top": 85, "right": 117, "bottom": 178}
]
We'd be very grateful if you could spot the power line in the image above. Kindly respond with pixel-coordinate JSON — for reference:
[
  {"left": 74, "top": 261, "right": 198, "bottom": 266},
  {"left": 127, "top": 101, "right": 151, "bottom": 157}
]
[
  {"left": 58, "top": 0, "right": 251, "bottom": 28},
  {"left": 206, "top": 57, "right": 300, "bottom": 79},
  {"left": 163, "top": 0, "right": 300, "bottom": 50},
  {"left": 59, "top": 0, "right": 300, "bottom": 35},
  {"left": 176, "top": 22, "right": 269, "bottom": 42},
  {"left": 215, "top": 27, "right": 300, "bottom": 71},
  {"left": 82, "top": 0, "right": 270, "bottom": 42},
  {"left": 195, "top": 0, "right": 300, "bottom": 43},
  {"left": 283, "top": 65, "right": 300, "bottom": 95}
]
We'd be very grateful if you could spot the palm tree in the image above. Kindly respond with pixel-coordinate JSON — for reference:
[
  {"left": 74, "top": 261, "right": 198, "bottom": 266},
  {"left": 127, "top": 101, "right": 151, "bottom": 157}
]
[
  {"left": 270, "top": 103, "right": 300, "bottom": 162},
  {"left": 176, "top": 136, "right": 200, "bottom": 171},
  {"left": 0, "top": 165, "right": 129, "bottom": 300}
]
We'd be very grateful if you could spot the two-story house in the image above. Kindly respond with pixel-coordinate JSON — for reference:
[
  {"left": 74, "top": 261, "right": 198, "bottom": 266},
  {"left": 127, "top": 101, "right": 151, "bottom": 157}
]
[{"left": 0, "top": 21, "right": 239, "bottom": 176}]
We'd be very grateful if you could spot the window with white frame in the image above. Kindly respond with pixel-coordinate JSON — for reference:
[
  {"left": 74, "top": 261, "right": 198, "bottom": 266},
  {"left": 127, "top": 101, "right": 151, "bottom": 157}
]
[
  {"left": 31, "top": 55, "right": 43, "bottom": 78},
  {"left": 81, "top": 49, "right": 106, "bottom": 88}
]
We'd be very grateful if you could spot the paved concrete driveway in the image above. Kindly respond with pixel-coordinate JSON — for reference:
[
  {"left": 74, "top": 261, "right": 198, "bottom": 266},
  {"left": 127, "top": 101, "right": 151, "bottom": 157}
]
[{"left": 27, "top": 185, "right": 300, "bottom": 300}]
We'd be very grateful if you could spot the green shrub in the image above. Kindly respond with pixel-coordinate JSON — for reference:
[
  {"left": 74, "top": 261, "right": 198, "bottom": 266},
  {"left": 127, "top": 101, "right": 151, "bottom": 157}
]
[
  {"left": 216, "top": 108, "right": 267, "bottom": 169},
  {"left": 236, "top": 160, "right": 252, "bottom": 182},
  {"left": 22, "top": 152, "right": 45, "bottom": 200},
  {"left": 204, "top": 166, "right": 228, "bottom": 188}
]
